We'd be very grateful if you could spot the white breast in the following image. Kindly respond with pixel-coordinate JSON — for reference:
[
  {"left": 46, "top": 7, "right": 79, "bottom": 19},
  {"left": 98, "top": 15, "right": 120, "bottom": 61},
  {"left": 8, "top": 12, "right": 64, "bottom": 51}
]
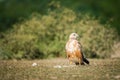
[{"left": 66, "top": 40, "right": 79, "bottom": 53}]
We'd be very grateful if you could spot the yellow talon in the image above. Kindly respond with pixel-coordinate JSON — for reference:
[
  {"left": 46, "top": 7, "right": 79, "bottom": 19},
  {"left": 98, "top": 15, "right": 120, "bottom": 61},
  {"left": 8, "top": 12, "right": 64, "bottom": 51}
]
[{"left": 69, "top": 61, "right": 73, "bottom": 64}]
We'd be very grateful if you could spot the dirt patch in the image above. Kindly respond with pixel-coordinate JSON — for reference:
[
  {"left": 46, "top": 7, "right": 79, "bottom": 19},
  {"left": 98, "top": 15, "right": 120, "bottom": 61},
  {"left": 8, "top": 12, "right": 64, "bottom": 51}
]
[{"left": 0, "top": 58, "right": 120, "bottom": 80}]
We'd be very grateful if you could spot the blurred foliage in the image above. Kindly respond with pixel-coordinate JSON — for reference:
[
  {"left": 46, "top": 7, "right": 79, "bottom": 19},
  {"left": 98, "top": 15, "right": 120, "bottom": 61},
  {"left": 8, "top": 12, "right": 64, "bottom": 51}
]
[
  {"left": 0, "top": 0, "right": 50, "bottom": 31},
  {"left": 0, "top": 0, "right": 119, "bottom": 59},
  {"left": 0, "top": 6, "right": 118, "bottom": 59},
  {"left": 0, "top": 0, "right": 120, "bottom": 35}
]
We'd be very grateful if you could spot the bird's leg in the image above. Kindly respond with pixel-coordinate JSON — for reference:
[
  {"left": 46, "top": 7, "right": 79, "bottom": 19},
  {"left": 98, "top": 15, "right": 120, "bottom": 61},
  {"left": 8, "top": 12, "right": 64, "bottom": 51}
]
[
  {"left": 79, "top": 58, "right": 85, "bottom": 65},
  {"left": 69, "top": 58, "right": 73, "bottom": 65},
  {"left": 69, "top": 61, "right": 73, "bottom": 64}
]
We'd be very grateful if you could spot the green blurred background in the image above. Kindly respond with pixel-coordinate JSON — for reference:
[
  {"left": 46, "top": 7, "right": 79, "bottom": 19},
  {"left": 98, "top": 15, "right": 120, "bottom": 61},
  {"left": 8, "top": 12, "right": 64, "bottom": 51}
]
[{"left": 0, "top": 0, "right": 120, "bottom": 59}]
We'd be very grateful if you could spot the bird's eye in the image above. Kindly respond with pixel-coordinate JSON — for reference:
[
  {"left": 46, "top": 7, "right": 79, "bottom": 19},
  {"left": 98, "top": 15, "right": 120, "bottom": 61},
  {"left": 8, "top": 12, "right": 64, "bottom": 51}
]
[{"left": 73, "top": 34, "right": 76, "bottom": 36}]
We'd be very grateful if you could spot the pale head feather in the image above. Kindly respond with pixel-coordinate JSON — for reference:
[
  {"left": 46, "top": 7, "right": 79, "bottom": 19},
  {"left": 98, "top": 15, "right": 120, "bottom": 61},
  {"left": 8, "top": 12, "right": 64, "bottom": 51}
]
[{"left": 69, "top": 33, "right": 79, "bottom": 40}]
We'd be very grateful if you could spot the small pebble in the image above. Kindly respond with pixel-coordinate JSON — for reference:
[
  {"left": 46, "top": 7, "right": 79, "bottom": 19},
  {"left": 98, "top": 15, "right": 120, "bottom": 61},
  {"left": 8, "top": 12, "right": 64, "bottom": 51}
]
[
  {"left": 53, "top": 65, "right": 62, "bottom": 68},
  {"left": 32, "top": 62, "right": 37, "bottom": 66}
]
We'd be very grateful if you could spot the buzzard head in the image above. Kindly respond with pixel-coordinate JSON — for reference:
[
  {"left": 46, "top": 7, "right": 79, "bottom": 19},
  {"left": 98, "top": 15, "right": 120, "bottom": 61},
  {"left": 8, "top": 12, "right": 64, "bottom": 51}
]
[{"left": 69, "top": 33, "right": 79, "bottom": 40}]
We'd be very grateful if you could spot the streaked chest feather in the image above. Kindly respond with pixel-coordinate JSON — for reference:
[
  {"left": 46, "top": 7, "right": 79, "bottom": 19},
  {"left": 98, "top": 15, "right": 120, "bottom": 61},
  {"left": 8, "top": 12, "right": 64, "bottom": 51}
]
[{"left": 66, "top": 40, "right": 80, "bottom": 53}]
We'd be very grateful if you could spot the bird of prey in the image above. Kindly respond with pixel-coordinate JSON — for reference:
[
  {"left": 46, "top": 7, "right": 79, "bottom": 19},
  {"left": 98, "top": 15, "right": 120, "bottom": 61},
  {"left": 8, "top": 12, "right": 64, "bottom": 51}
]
[{"left": 65, "top": 33, "right": 89, "bottom": 65}]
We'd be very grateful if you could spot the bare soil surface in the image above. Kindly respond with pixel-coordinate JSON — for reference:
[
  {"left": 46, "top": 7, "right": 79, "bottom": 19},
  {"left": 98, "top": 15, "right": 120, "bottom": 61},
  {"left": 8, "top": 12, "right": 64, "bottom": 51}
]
[{"left": 0, "top": 58, "right": 120, "bottom": 80}]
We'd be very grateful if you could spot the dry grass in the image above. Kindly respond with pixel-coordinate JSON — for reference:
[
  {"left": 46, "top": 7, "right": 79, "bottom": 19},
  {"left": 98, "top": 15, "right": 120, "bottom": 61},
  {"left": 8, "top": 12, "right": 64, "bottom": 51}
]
[{"left": 0, "top": 58, "right": 120, "bottom": 80}]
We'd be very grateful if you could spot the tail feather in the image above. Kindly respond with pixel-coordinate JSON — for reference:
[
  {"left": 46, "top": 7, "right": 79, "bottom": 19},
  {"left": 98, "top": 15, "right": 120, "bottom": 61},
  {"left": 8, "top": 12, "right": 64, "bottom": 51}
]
[{"left": 83, "top": 58, "right": 89, "bottom": 64}]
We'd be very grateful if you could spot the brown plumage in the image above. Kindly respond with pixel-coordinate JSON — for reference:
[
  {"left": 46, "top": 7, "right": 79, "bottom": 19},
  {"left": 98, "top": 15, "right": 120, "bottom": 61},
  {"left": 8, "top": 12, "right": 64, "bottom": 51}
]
[{"left": 65, "top": 33, "right": 89, "bottom": 65}]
